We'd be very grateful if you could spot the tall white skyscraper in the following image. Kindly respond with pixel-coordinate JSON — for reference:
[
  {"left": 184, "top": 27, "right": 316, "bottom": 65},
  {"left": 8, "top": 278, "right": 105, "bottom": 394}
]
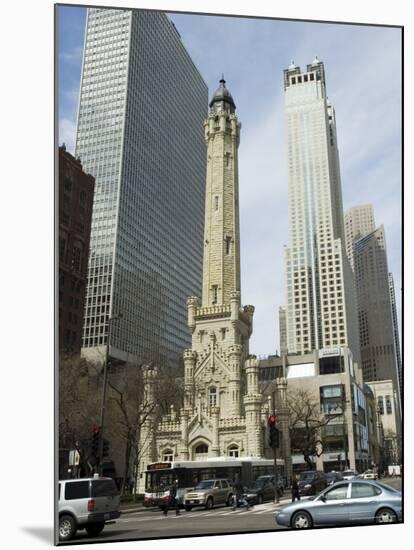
[
  {"left": 75, "top": 8, "right": 208, "bottom": 367},
  {"left": 283, "top": 59, "right": 359, "bottom": 359}
]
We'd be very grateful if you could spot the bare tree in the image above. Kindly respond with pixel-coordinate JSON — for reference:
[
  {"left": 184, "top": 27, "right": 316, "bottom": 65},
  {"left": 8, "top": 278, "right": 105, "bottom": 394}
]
[
  {"left": 286, "top": 388, "right": 341, "bottom": 469},
  {"left": 106, "top": 362, "right": 184, "bottom": 496},
  {"left": 59, "top": 354, "right": 101, "bottom": 475}
]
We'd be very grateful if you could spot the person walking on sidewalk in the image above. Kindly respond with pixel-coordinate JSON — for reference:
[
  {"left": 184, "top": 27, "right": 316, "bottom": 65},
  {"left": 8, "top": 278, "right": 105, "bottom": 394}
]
[{"left": 291, "top": 474, "right": 300, "bottom": 502}]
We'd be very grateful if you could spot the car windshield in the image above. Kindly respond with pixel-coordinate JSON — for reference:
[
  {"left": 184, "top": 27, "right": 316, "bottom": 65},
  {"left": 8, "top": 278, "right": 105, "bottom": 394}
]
[
  {"left": 195, "top": 481, "right": 214, "bottom": 489},
  {"left": 343, "top": 471, "right": 355, "bottom": 476},
  {"left": 298, "top": 472, "right": 315, "bottom": 481}
]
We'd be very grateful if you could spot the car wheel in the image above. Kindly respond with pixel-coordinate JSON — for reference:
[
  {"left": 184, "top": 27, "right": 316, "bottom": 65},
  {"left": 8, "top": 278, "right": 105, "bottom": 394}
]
[
  {"left": 375, "top": 508, "right": 397, "bottom": 524},
  {"left": 257, "top": 494, "right": 263, "bottom": 505},
  {"left": 85, "top": 523, "right": 105, "bottom": 537},
  {"left": 205, "top": 497, "right": 214, "bottom": 510},
  {"left": 59, "top": 514, "right": 77, "bottom": 541},
  {"left": 291, "top": 510, "right": 313, "bottom": 529},
  {"left": 226, "top": 494, "right": 234, "bottom": 507},
  {"left": 185, "top": 505, "right": 192, "bottom": 511}
]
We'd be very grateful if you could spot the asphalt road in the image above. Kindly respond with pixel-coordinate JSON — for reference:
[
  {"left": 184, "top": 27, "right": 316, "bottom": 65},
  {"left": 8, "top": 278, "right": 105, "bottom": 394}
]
[
  {"left": 62, "top": 478, "right": 402, "bottom": 544},
  {"left": 64, "top": 498, "right": 289, "bottom": 543}
]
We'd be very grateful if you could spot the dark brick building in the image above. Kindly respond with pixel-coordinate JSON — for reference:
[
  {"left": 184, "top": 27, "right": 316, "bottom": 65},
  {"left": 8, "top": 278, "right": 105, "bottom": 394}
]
[{"left": 59, "top": 145, "right": 95, "bottom": 354}]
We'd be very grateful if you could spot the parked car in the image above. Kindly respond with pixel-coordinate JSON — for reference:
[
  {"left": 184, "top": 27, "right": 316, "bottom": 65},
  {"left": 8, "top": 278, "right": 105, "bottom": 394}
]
[
  {"left": 244, "top": 475, "right": 284, "bottom": 504},
  {"left": 325, "top": 471, "right": 344, "bottom": 486},
  {"left": 184, "top": 479, "right": 233, "bottom": 511},
  {"left": 297, "top": 471, "right": 327, "bottom": 496},
  {"left": 342, "top": 469, "right": 358, "bottom": 480},
  {"left": 275, "top": 479, "right": 401, "bottom": 529},
  {"left": 361, "top": 469, "right": 378, "bottom": 480},
  {"left": 58, "top": 476, "right": 120, "bottom": 541}
]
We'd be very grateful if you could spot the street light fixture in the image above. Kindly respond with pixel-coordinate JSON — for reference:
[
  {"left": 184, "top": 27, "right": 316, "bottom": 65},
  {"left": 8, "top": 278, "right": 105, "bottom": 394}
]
[{"left": 98, "top": 312, "right": 123, "bottom": 472}]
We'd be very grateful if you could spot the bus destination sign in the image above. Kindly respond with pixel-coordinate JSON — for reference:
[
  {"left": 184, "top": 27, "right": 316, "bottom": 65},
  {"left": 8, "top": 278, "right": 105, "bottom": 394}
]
[{"left": 147, "top": 462, "right": 172, "bottom": 470}]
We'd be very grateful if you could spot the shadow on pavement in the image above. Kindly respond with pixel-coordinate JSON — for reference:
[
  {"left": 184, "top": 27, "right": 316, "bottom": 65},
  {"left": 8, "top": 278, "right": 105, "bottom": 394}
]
[{"left": 21, "top": 526, "right": 54, "bottom": 544}]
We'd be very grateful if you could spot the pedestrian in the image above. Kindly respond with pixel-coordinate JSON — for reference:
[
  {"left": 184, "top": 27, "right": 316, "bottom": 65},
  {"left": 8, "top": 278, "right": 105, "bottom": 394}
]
[
  {"left": 232, "top": 476, "right": 250, "bottom": 511},
  {"left": 169, "top": 479, "right": 180, "bottom": 516},
  {"left": 291, "top": 474, "right": 300, "bottom": 502}
]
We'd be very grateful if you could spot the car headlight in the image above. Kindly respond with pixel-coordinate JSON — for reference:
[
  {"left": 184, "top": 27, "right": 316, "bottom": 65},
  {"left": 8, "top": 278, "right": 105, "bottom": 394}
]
[{"left": 304, "top": 484, "right": 312, "bottom": 488}]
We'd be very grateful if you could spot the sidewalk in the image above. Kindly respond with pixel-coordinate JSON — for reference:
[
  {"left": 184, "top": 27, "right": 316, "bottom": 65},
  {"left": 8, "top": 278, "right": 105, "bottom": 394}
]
[{"left": 120, "top": 501, "right": 152, "bottom": 515}]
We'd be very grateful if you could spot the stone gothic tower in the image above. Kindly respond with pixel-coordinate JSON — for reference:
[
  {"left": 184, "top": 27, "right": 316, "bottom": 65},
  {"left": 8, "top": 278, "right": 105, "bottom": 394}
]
[{"left": 181, "top": 78, "right": 261, "bottom": 459}]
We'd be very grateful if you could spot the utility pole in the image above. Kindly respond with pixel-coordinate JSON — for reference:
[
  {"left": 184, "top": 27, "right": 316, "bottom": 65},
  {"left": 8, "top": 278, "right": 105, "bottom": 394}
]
[{"left": 268, "top": 393, "right": 280, "bottom": 504}]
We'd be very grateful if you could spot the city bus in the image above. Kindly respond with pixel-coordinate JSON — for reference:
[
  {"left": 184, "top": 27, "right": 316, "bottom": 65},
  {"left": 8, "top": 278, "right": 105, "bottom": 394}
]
[{"left": 143, "top": 456, "right": 285, "bottom": 508}]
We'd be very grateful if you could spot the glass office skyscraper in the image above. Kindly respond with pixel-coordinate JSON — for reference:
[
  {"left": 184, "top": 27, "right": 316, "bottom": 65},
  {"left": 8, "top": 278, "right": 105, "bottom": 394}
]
[
  {"left": 75, "top": 8, "right": 208, "bottom": 367},
  {"left": 283, "top": 59, "right": 360, "bottom": 359}
]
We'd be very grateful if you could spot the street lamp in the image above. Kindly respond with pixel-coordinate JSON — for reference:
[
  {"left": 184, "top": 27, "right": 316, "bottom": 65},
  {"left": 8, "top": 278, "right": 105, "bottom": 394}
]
[{"left": 98, "top": 312, "right": 123, "bottom": 472}]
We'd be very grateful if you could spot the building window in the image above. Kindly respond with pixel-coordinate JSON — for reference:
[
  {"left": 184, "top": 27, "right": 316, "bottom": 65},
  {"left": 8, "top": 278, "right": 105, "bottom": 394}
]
[
  {"left": 228, "top": 445, "right": 239, "bottom": 458},
  {"left": 195, "top": 443, "right": 208, "bottom": 454},
  {"left": 377, "top": 396, "right": 384, "bottom": 415},
  {"left": 163, "top": 449, "right": 174, "bottom": 462},
  {"left": 212, "top": 285, "right": 218, "bottom": 304},
  {"left": 385, "top": 395, "right": 392, "bottom": 415},
  {"left": 209, "top": 387, "right": 217, "bottom": 407},
  {"left": 72, "top": 245, "right": 82, "bottom": 271},
  {"left": 225, "top": 236, "right": 232, "bottom": 255},
  {"left": 214, "top": 196, "right": 219, "bottom": 211}
]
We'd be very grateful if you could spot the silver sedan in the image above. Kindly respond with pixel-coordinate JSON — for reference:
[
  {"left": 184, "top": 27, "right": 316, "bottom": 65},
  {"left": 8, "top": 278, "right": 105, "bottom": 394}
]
[{"left": 275, "top": 480, "right": 402, "bottom": 529}]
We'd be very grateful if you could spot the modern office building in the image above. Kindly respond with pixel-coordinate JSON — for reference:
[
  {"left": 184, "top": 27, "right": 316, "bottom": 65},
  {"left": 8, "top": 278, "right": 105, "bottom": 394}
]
[
  {"left": 75, "top": 8, "right": 208, "bottom": 367},
  {"left": 388, "top": 273, "right": 402, "bottom": 397},
  {"left": 352, "top": 226, "right": 401, "bottom": 411},
  {"left": 344, "top": 205, "right": 375, "bottom": 269},
  {"left": 258, "top": 348, "right": 374, "bottom": 473},
  {"left": 58, "top": 144, "right": 95, "bottom": 355},
  {"left": 282, "top": 59, "right": 360, "bottom": 361}
]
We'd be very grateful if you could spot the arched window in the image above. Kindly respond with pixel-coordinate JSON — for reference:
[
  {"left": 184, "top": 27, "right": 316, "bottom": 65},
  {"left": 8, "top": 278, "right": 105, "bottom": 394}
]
[
  {"left": 228, "top": 445, "right": 239, "bottom": 458},
  {"left": 195, "top": 443, "right": 209, "bottom": 454},
  {"left": 162, "top": 449, "right": 174, "bottom": 462},
  {"left": 209, "top": 387, "right": 217, "bottom": 407}
]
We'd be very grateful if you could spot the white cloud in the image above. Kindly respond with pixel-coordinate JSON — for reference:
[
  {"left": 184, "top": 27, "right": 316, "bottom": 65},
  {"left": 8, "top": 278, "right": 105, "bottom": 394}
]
[
  {"left": 60, "top": 46, "right": 83, "bottom": 64},
  {"left": 58, "top": 118, "right": 76, "bottom": 153}
]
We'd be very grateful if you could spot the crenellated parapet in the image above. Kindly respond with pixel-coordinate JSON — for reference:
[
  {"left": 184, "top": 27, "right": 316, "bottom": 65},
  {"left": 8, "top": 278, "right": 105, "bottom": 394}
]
[
  {"left": 219, "top": 416, "right": 246, "bottom": 429},
  {"left": 157, "top": 420, "right": 181, "bottom": 434}
]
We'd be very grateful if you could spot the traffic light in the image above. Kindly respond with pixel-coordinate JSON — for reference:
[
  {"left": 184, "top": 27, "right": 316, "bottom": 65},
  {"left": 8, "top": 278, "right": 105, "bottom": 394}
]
[
  {"left": 268, "top": 415, "right": 280, "bottom": 449},
  {"left": 91, "top": 427, "right": 101, "bottom": 458},
  {"left": 102, "top": 439, "right": 110, "bottom": 458}
]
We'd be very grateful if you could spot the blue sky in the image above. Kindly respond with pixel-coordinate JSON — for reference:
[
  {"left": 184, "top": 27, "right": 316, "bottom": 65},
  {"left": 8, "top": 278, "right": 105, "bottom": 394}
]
[{"left": 57, "top": 5, "right": 402, "bottom": 357}]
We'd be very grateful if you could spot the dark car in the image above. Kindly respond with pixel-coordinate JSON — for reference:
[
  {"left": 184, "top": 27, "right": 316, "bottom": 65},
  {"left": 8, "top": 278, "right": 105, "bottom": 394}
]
[
  {"left": 244, "top": 475, "right": 284, "bottom": 504},
  {"left": 297, "top": 470, "right": 327, "bottom": 496},
  {"left": 325, "top": 471, "right": 344, "bottom": 486}
]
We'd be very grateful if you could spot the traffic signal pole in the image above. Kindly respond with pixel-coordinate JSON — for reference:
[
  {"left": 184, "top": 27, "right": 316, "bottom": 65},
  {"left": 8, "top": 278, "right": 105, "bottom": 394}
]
[{"left": 268, "top": 409, "right": 280, "bottom": 504}]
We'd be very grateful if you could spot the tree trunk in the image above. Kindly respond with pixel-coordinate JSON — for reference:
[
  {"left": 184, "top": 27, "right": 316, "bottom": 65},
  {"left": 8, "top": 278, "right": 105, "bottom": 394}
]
[{"left": 121, "top": 436, "right": 132, "bottom": 496}]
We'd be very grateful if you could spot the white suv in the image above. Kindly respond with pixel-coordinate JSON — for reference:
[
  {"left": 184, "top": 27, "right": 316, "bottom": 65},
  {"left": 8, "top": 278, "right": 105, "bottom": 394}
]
[{"left": 58, "top": 476, "right": 120, "bottom": 541}]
